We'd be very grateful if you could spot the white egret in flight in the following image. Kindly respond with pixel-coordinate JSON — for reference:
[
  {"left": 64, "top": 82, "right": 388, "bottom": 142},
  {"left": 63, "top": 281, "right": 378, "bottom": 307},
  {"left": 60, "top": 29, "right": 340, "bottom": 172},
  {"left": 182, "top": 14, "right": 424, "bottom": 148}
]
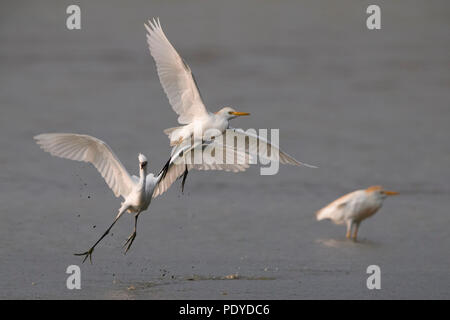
[
  {"left": 145, "top": 18, "right": 316, "bottom": 183},
  {"left": 145, "top": 18, "right": 250, "bottom": 147},
  {"left": 316, "top": 186, "right": 399, "bottom": 241},
  {"left": 34, "top": 133, "right": 250, "bottom": 262}
]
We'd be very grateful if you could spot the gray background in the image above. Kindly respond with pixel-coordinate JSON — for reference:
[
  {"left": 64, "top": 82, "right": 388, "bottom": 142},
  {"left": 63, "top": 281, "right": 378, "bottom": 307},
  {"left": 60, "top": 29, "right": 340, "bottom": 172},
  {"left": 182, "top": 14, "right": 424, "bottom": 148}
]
[{"left": 0, "top": 0, "right": 449, "bottom": 299}]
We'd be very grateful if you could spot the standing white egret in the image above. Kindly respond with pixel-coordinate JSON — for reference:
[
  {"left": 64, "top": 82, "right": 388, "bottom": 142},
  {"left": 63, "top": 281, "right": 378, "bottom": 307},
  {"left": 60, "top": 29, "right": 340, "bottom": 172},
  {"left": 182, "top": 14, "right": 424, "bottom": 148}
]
[
  {"left": 34, "top": 133, "right": 250, "bottom": 262},
  {"left": 316, "top": 186, "right": 399, "bottom": 241},
  {"left": 145, "top": 18, "right": 316, "bottom": 176}
]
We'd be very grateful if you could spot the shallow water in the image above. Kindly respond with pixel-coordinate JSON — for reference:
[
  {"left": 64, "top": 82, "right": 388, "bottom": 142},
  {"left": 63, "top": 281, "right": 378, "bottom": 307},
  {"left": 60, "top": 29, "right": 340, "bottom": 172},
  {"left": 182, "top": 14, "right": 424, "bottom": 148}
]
[{"left": 0, "top": 0, "right": 449, "bottom": 299}]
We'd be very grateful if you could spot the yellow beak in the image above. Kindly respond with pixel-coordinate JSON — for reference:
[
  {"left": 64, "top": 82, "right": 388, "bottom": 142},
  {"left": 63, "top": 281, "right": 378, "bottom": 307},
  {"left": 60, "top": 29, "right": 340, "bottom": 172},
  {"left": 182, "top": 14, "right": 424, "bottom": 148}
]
[
  {"left": 383, "top": 190, "right": 399, "bottom": 196},
  {"left": 230, "top": 111, "right": 250, "bottom": 116}
]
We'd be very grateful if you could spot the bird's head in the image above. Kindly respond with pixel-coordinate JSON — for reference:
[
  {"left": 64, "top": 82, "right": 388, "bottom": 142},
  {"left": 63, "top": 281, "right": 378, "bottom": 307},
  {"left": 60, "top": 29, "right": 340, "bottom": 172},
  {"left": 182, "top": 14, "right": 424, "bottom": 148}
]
[
  {"left": 216, "top": 107, "right": 250, "bottom": 120},
  {"left": 366, "top": 185, "right": 399, "bottom": 199},
  {"left": 138, "top": 153, "right": 148, "bottom": 170}
]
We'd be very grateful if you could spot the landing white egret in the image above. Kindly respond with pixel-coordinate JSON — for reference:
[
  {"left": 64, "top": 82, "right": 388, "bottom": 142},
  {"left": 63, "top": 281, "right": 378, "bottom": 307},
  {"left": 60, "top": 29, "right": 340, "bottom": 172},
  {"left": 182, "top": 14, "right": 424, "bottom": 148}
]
[{"left": 34, "top": 133, "right": 250, "bottom": 262}]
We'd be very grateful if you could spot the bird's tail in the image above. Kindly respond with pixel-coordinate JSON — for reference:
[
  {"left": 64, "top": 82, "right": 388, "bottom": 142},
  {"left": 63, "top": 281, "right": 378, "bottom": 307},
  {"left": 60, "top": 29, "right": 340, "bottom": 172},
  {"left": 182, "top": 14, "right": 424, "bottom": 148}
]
[
  {"left": 316, "top": 209, "right": 327, "bottom": 221},
  {"left": 316, "top": 206, "right": 335, "bottom": 221},
  {"left": 315, "top": 205, "right": 345, "bottom": 224}
]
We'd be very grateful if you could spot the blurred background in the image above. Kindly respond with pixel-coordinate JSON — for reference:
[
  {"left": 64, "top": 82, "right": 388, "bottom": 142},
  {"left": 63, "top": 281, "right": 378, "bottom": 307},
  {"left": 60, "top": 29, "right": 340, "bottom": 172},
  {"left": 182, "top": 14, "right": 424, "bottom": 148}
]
[{"left": 0, "top": 0, "right": 449, "bottom": 299}]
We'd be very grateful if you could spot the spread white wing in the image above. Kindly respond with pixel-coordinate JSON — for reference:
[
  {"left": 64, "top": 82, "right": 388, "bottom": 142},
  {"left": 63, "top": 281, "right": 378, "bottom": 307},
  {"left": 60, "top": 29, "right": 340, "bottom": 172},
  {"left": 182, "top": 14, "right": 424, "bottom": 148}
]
[
  {"left": 152, "top": 140, "right": 251, "bottom": 198},
  {"left": 34, "top": 133, "right": 135, "bottom": 198},
  {"left": 145, "top": 18, "right": 209, "bottom": 124},
  {"left": 226, "top": 128, "right": 317, "bottom": 168}
]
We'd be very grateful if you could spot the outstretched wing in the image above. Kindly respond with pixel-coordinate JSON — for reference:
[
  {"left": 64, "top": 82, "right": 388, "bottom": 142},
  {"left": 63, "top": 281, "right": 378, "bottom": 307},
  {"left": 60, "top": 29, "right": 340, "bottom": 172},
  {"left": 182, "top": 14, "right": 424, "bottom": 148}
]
[
  {"left": 152, "top": 140, "right": 251, "bottom": 198},
  {"left": 226, "top": 128, "right": 317, "bottom": 168},
  {"left": 145, "top": 18, "right": 209, "bottom": 124},
  {"left": 34, "top": 133, "right": 135, "bottom": 198}
]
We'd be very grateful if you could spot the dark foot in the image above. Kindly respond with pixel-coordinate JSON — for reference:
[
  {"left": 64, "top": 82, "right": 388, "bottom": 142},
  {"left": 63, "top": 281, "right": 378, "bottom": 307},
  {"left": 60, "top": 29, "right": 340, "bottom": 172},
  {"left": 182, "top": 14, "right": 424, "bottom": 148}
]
[
  {"left": 74, "top": 247, "right": 94, "bottom": 264},
  {"left": 122, "top": 232, "right": 136, "bottom": 254}
]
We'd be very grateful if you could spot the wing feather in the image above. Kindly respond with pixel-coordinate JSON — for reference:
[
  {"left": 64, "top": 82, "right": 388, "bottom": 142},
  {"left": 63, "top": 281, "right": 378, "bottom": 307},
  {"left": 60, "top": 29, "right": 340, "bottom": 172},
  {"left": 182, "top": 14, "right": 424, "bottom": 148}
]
[
  {"left": 34, "top": 133, "right": 135, "bottom": 198},
  {"left": 152, "top": 140, "right": 252, "bottom": 198},
  {"left": 226, "top": 128, "right": 317, "bottom": 168},
  {"left": 145, "top": 18, "right": 208, "bottom": 124}
]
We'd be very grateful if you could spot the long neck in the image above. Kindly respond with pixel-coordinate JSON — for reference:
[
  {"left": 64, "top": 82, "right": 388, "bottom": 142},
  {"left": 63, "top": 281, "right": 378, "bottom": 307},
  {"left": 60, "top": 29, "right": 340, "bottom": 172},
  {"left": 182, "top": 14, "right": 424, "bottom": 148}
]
[{"left": 139, "top": 167, "right": 147, "bottom": 189}]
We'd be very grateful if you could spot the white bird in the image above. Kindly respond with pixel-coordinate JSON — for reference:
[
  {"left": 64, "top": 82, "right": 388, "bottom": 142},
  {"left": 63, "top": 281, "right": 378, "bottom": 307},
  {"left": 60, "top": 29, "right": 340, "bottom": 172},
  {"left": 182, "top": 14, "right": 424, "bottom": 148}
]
[
  {"left": 34, "top": 133, "right": 160, "bottom": 263},
  {"left": 145, "top": 18, "right": 315, "bottom": 173},
  {"left": 316, "top": 186, "right": 399, "bottom": 241},
  {"left": 34, "top": 133, "right": 250, "bottom": 262}
]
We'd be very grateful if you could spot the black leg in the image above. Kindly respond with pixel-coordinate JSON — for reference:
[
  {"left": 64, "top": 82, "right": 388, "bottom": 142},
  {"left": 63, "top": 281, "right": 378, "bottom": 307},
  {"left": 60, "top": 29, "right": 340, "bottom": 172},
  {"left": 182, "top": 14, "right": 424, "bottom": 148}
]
[
  {"left": 123, "top": 211, "right": 141, "bottom": 254},
  {"left": 181, "top": 165, "right": 189, "bottom": 193},
  {"left": 75, "top": 207, "right": 127, "bottom": 264}
]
